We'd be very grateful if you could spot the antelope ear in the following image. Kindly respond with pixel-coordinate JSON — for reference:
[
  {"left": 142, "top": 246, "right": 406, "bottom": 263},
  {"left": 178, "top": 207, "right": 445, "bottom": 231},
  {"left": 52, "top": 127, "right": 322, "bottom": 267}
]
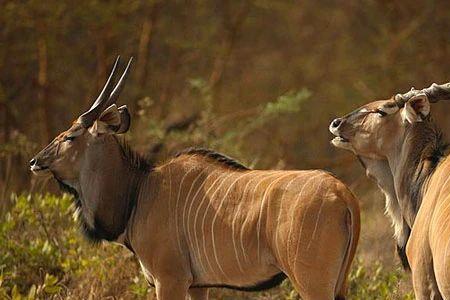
[
  {"left": 401, "top": 94, "right": 430, "bottom": 123},
  {"left": 89, "top": 104, "right": 123, "bottom": 135},
  {"left": 116, "top": 105, "right": 131, "bottom": 134}
]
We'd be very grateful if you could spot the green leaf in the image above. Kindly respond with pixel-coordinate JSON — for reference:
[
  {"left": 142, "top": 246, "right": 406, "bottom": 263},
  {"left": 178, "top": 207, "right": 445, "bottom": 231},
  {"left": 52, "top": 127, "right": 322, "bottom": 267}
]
[
  {"left": 27, "top": 285, "right": 36, "bottom": 300},
  {"left": 11, "top": 285, "right": 22, "bottom": 300}
]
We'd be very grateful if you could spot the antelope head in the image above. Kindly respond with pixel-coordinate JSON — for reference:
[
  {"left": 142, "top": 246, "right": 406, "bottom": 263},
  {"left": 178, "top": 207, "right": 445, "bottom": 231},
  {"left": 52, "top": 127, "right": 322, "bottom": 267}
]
[
  {"left": 329, "top": 83, "right": 450, "bottom": 159},
  {"left": 329, "top": 82, "right": 450, "bottom": 264},
  {"left": 30, "top": 57, "right": 133, "bottom": 183}
]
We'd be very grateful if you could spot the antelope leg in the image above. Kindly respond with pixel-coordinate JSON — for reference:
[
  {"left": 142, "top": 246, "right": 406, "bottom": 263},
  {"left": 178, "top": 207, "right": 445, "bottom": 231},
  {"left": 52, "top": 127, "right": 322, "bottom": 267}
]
[
  {"left": 408, "top": 237, "right": 442, "bottom": 299},
  {"left": 155, "top": 279, "right": 190, "bottom": 300},
  {"left": 410, "top": 259, "right": 442, "bottom": 300}
]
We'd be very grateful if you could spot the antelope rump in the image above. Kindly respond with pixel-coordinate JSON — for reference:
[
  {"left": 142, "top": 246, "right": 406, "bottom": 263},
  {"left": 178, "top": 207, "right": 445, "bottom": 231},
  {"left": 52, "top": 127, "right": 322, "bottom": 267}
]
[
  {"left": 30, "top": 57, "right": 360, "bottom": 300},
  {"left": 330, "top": 82, "right": 450, "bottom": 299}
]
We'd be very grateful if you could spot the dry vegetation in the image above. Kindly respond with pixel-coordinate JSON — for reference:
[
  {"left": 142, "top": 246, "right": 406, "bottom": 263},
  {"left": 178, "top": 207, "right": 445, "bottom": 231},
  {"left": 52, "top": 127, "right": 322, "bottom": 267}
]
[{"left": 1, "top": 0, "right": 450, "bottom": 299}]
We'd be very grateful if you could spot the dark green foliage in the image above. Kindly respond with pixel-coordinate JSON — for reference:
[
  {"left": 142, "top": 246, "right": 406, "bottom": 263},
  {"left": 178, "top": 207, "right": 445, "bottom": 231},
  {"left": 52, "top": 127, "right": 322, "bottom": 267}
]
[{"left": 0, "top": 194, "right": 146, "bottom": 299}]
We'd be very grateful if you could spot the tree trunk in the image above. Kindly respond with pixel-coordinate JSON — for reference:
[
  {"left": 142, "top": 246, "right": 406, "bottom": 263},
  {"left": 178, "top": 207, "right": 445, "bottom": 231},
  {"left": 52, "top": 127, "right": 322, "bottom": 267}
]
[
  {"left": 208, "top": 0, "right": 250, "bottom": 91},
  {"left": 37, "top": 35, "right": 50, "bottom": 143},
  {"left": 136, "top": 2, "right": 162, "bottom": 89}
]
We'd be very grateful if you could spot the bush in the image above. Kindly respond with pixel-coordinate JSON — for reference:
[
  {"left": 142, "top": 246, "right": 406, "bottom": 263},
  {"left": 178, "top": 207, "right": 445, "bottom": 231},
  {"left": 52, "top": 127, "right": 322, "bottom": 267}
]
[
  {"left": 348, "top": 259, "right": 414, "bottom": 300},
  {"left": 0, "top": 194, "right": 147, "bottom": 299}
]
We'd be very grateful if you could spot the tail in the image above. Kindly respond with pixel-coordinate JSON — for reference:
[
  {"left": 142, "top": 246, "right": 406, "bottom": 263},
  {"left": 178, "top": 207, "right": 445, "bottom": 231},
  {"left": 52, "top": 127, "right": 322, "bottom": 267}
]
[{"left": 334, "top": 192, "right": 360, "bottom": 300}]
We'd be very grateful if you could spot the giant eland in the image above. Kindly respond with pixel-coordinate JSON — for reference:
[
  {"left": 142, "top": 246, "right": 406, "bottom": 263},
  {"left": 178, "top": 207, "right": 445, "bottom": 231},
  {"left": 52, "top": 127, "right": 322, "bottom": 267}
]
[
  {"left": 330, "top": 82, "right": 450, "bottom": 299},
  {"left": 30, "top": 57, "right": 360, "bottom": 300}
]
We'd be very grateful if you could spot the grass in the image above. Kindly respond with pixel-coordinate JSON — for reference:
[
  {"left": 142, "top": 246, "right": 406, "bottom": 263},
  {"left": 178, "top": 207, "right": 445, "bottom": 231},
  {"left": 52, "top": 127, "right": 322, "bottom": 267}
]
[{"left": 0, "top": 193, "right": 414, "bottom": 299}]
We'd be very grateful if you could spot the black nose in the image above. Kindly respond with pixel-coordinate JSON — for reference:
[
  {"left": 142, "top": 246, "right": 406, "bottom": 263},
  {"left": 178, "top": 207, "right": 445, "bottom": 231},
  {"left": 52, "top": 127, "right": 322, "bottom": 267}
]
[
  {"left": 29, "top": 158, "right": 37, "bottom": 167},
  {"left": 331, "top": 118, "right": 343, "bottom": 129}
]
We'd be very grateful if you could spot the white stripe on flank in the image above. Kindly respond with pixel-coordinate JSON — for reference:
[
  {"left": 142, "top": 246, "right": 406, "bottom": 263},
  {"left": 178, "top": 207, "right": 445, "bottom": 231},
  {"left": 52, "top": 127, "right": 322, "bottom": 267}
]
[
  {"left": 231, "top": 171, "right": 264, "bottom": 272},
  {"left": 306, "top": 189, "right": 326, "bottom": 250},
  {"left": 182, "top": 169, "right": 207, "bottom": 255},
  {"left": 210, "top": 172, "right": 250, "bottom": 278},
  {"left": 431, "top": 193, "right": 450, "bottom": 263},
  {"left": 274, "top": 174, "right": 306, "bottom": 264},
  {"left": 175, "top": 164, "right": 197, "bottom": 255},
  {"left": 292, "top": 175, "right": 324, "bottom": 268},
  {"left": 256, "top": 172, "right": 297, "bottom": 261},
  {"left": 438, "top": 186, "right": 450, "bottom": 283},
  {"left": 432, "top": 193, "right": 450, "bottom": 251},
  {"left": 284, "top": 173, "right": 320, "bottom": 260},
  {"left": 444, "top": 221, "right": 450, "bottom": 283},
  {"left": 240, "top": 171, "right": 282, "bottom": 263},
  {"left": 191, "top": 170, "right": 223, "bottom": 275},
  {"left": 191, "top": 172, "right": 230, "bottom": 278},
  {"left": 186, "top": 168, "right": 218, "bottom": 273},
  {"left": 201, "top": 172, "right": 235, "bottom": 279},
  {"left": 431, "top": 175, "right": 450, "bottom": 242}
]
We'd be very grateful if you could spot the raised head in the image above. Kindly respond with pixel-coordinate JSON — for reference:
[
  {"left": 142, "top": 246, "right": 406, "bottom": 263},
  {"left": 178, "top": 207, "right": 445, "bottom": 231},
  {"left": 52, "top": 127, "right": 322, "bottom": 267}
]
[
  {"left": 329, "top": 82, "right": 450, "bottom": 159},
  {"left": 29, "top": 57, "right": 134, "bottom": 182},
  {"left": 329, "top": 82, "right": 449, "bottom": 268}
]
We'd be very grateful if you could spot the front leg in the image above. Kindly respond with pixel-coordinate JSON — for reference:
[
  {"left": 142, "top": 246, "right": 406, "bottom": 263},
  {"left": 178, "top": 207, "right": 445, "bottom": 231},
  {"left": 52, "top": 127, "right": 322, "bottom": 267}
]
[
  {"left": 136, "top": 242, "right": 194, "bottom": 300},
  {"left": 410, "top": 258, "right": 442, "bottom": 300},
  {"left": 189, "top": 287, "right": 209, "bottom": 300},
  {"left": 155, "top": 278, "right": 190, "bottom": 300},
  {"left": 407, "top": 232, "right": 442, "bottom": 299}
]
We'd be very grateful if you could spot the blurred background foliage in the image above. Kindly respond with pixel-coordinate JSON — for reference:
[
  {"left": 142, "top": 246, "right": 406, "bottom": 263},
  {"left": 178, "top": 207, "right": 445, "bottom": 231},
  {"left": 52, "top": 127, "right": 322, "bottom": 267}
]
[{"left": 1, "top": 0, "right": 449, "bottom": 298}]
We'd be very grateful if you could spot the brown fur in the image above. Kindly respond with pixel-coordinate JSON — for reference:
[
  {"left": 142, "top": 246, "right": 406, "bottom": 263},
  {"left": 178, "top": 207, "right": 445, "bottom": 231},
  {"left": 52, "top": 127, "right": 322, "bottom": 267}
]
[
  {"left": 30, "top": 61, "right": 360, "bottom": 299},
  {"left": 32, "top": 132, "right": 360, "bottom": 300},
  {"left": 131, "top": 151, "right": 360, "bottom": 300},
  {"left": 330, "top": 93, "right": 450, "bottom": 299}
]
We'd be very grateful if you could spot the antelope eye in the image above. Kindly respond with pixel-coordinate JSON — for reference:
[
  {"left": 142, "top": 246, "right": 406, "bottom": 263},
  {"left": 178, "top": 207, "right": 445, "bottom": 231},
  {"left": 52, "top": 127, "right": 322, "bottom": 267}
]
[
  {"left": 65, "top": 136, "right": 76, "bottom": 142},
  {"left": 376, "top": 109, "right": 387, "bottom": 117}
]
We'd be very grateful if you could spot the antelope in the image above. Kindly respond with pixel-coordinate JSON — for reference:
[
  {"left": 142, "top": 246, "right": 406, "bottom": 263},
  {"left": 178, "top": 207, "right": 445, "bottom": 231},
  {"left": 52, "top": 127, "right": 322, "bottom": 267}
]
[
  {"left": 30, "top": 57, "right": 360, "bottom": 300},
  {"left": 329, "top": 82, "right": 450, "bottom": 299}
]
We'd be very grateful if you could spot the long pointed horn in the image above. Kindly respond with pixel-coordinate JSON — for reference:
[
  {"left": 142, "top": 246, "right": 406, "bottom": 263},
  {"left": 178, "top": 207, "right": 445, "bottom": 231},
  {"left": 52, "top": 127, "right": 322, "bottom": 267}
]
[
  {"left": 395, "top": 82, "right": 450, "bottom": 106},
  {"left": 104, "top": 57, "right": 133, "bottom": 108},
  {"left": 79, "top": 56, "right": 121, "bottom": 127}
]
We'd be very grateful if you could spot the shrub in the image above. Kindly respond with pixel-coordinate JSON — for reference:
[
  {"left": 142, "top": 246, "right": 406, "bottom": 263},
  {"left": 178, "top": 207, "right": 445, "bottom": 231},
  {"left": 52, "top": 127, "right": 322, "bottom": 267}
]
[
  {"left": 0, "top": 194, "right": 147, "bottom": 299},
  {"left": 348, "top": 259, "right": 414, "bottom": 300}
]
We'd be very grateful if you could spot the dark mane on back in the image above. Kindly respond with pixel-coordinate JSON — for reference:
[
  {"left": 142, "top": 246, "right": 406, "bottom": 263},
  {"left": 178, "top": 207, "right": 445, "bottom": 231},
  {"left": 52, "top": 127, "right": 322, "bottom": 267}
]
[
  {"left": 406, "top": 118, "right": 448, "bottom": 216},
  {"left": 394, "top": 117, "right": 448, "bottom": 269},
  {"left": 176, "top": 147, "right": 250, "bottom": 170},
  {"left": 113, "top": 136, "right": 154, "bottom": 173}
]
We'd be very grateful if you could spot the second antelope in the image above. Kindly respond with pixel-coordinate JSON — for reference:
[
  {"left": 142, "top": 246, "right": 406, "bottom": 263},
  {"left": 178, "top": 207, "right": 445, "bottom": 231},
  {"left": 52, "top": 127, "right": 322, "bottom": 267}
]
[
  {"left": 30, "top": 57, "right": 360, "bottom": 300},
  {"left": 330, "top": 82, "right": 450, "bottom": 299}
]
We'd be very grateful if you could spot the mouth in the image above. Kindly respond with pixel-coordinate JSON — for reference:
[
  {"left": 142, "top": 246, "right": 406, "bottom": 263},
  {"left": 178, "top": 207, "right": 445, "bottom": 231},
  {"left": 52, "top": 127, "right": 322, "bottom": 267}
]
[
  {"left": 331, "top": 136, "right": 349, "bottom": 143},
  {"left": 330, "top": 135, "right": 355, "bottom": 152},
  {"left": 329, "top": 123, "right": 349, "bottom": 145},
  {"left": 329, "top": 119, "right": 355, "bottom": 152},
  {"left": 30, "top": 165, "right": 50, "bottom": 175}
]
